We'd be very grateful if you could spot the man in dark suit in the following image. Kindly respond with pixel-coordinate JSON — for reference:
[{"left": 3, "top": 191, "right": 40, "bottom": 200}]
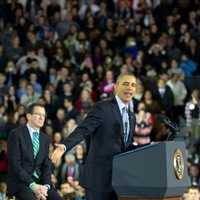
[
  {"left": 51, "top": 74, "right": 137, "bottom": 200},
  {"left": 154, "top": 78, "right": 174, "bottom": 118},
  {"left": 7, "top": 103, "right": 63, "bottom": 200}
]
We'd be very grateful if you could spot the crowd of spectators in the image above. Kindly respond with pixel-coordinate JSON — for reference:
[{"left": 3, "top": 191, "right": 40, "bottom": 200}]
[{"left": 0, "top": 0, "right": 200, "bottom": 199}]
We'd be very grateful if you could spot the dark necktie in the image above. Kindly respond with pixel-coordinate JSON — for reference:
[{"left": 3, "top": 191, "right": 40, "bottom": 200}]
[
  {"left": 67, "top": 166, "right": 74, "bottom": 177},
  {"left": 122, "top": 107, "right": 130, "bottom": 143}
]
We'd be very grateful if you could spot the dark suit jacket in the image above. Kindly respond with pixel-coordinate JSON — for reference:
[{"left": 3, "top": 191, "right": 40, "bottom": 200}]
[
  {"left": 63, "top": 97, "right": 135, "bottom": 192},
  {"left": 7, "top": 125, "right": 51, "bottom": 195},
  {"left": 155, "top": 85, "right": 174, "bottom": 115}
]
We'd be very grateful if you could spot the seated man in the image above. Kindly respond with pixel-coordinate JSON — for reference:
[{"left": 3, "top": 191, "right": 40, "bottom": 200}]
[{"left": 7, "top": 103, "right": 63, "bottom": 200}]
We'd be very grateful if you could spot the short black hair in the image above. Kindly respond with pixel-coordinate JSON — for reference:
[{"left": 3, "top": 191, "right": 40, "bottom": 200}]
[
  {"left": 116, "top": 73, "right": 136, "bottom": 84},
  {"left": 26, "top": 103, "right": 45, "bottom": 114},
  {"left": 64, "top": 96, "right": 73, "bottom": 103}
]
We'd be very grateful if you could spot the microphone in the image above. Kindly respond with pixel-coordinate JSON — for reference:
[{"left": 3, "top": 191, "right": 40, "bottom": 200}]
[{"left": 157, "top": 114, "right": 179, "bottom": 132}]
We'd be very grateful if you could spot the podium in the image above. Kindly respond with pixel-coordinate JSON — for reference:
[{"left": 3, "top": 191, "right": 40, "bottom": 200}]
[{"left": 112, "top": 142, "right": 190, "bottom": 200}]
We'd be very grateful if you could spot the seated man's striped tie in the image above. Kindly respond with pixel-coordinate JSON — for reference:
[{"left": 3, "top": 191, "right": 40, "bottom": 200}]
[{"left": 32, "top": 131, "right": 40, "bottom": 179}]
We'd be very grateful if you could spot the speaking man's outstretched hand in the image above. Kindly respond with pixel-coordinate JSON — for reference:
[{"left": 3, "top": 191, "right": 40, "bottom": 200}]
[{"left": 51, "top": 144, "right": 65, "bottom": 164}]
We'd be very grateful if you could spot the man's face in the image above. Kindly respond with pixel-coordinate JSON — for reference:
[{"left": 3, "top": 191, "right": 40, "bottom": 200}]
[
  {"left": 115, "top": 75, "right": 137, "bottom": 104},
  {"left": 158, "top": 79, "right": 165, "bottom": 88},
  {"left": 27, "top": 106, "right": 46, "bottom": 129}
]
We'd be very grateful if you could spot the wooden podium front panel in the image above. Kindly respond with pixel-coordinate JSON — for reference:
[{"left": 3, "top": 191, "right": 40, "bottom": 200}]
[{"left": 119, "top": 197, "right": 182, "bottom": 200}]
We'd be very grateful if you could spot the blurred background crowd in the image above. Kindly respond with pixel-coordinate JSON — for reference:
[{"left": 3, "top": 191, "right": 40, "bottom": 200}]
[{"left": 0, "top": 0, "right": 200, "bottom": 199}]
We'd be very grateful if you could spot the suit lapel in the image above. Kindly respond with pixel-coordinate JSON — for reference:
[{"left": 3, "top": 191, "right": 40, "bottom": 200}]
[
  {"left": 35, "top": 133, "right": 43, "bottom": 162},
  {"left": 23, "top": 126, "right": 35, "bottom": 160},
  {"left": 23, "top": 125, "right": 42, "bottom": 162},
  {"left": 127, "top": 110, "right": 135, "bottom": 143},
  {"left": 110, "top": 98, "right": 125, "bottom": 144}
]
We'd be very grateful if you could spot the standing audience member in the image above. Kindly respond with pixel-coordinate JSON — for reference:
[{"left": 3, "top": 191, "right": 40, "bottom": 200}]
[
  {"left": 185, "top": 89, "right": 200, "bottom": 145},
  {"left": 167, "top": 72, "right": 187, "bottom": 123}
]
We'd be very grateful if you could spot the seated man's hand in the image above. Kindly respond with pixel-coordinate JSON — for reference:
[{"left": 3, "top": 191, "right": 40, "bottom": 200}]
[
  {"left": 30, "top": 183, "right": 48, "bottom": 200},
  {"left": 40, "top": 185, "right": 48, "bottom": 196},
  {"left": 36, "top": 185, "right": 48, "bottom": 200},
  {"left": 35, "top": 192, "right": 47, "bottom": 200}
]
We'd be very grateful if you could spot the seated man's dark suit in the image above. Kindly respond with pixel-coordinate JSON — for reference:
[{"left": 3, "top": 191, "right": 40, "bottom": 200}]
[{"left": 7, "top": 125, "right": 62, "bottom": 200}]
